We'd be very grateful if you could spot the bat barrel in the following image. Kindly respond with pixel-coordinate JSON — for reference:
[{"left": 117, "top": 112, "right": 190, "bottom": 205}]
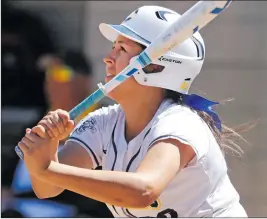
[{"left": 145, "top": 0, "right": 232, "bottom": 61}]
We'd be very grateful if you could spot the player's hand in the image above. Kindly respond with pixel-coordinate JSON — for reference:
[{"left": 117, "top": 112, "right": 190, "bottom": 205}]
[
  {"left": 17, "top": 129, "right": 59, "bottom": 176},
  {"left": 38, "top": 109, "right": 75, "bottom": 141},
  {"left": 28, "top": 126, "right": 58, "bottom": 160}
]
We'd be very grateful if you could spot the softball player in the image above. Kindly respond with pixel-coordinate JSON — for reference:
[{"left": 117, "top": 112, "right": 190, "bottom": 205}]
[{"left": 18, "top": 6, "right": 247, "bottom": 217}]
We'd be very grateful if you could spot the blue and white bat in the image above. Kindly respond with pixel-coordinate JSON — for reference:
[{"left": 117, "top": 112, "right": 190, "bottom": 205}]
[{"left": 15, "top": 0, "right": 232, "bottom": 160}]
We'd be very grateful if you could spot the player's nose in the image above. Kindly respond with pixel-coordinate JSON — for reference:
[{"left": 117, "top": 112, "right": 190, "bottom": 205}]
[{"left": 103, "top": 53, "right": 115, "bottom": 66}]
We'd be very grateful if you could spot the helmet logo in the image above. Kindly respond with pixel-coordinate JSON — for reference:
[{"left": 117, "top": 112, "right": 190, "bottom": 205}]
[
  {"left": 155, "top": 11, "right": 176, "bottom": 21},
  {"left": 158, "top": 56, "right": 182, "bottom": 64},
  {"left": 124, "top": 9, "right": 139, "bottom": 22},
  {"left": 180, "top": 78, "right": 191, "bottom": 91},
  {"left": 180, "top": 81, "right": 190, "bottom": 91}
]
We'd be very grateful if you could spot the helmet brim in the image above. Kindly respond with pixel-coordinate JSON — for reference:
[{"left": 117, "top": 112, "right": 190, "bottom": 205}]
[{"left": 99, "top": 23, "right": 150, "bottom": 47}]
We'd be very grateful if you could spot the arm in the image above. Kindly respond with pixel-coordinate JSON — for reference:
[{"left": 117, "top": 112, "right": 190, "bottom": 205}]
[
  {"left": 31, "top": 141, "right": 94, "bottom": 199},
  {"left": 30, "top": 156, "right": 61, "bottom": 199},
  {"left": 38, "top": 138, "right": 195, "bottom": 208}
]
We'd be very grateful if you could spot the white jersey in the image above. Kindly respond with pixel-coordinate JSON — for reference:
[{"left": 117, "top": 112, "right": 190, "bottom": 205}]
[{"left": 67, "top": 99, "right": 247, "bottom": 217}]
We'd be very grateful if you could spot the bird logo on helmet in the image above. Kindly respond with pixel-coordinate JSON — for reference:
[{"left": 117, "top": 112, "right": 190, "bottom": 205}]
[{"left": 155, "top": 11, "right": 176, "bottom": 21}]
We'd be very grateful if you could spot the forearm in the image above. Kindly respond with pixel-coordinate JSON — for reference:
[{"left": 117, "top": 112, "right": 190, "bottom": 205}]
[
  {"left": 39, "top": 161, "right": 153, "bottom": 208},
  {"left": 30, "top": 174, "right": 64, "bottom": 199},
  {"left": 30, "top": 156, "right": 64, "bottom": 199}
]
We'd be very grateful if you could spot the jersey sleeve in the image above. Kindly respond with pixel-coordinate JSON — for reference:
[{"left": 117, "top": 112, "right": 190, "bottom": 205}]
[
  {"left": 146, "top": 106, "right": 210, "bottom": 160},
  {"left": 66, "top": 105, "right": 119, "bottom": 169}
]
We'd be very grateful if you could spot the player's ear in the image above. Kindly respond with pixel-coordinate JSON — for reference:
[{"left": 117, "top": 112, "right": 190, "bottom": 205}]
[
  {"left": 129, "top": 55, "right": 165, "bottom": 74},
  {"left": 143, "top": 64, "right": 165, "bottom": 74}
]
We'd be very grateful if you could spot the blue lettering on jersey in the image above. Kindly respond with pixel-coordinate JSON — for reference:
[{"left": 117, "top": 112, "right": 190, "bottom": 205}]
[{"left": 75, "top": 118, "right": 97, "bottom": 134}]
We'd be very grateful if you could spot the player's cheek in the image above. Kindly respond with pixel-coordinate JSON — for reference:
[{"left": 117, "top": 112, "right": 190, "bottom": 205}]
[{"left": 115, "top": 57, "right": 130, "bottom": 75}]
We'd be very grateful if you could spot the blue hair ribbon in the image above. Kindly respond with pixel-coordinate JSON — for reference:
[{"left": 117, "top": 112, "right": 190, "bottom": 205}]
[{"left": 183, "top": 94, "right": 222, "bottom": 132}]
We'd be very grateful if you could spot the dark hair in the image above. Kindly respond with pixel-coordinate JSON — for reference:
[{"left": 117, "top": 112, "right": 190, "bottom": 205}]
[{"left": 164, "top": 89, "right": 256, "bottom": 156}]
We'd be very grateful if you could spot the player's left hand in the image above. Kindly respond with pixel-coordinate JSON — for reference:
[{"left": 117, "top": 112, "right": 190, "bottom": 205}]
[{"left": 17, "top": 128, "right": 59, "bottom": 176}]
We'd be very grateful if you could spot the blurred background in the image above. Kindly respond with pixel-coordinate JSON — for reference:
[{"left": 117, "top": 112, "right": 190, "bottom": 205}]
[{"left": 1, "top": 0, "right": 267, "bottom": 217}]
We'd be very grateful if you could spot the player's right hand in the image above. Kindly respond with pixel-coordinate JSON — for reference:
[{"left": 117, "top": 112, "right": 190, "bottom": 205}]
[{"left": 36, "top": 109, "right": 75, "bottom": 141}]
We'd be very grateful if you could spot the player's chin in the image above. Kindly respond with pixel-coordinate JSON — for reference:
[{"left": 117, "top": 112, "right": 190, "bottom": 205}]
[{"left": 104, "top": 75, "right": 115, "bottom": 83}]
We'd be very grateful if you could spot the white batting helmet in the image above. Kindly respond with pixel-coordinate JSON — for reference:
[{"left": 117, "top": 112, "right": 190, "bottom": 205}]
[{"left": 99, "top": 5, "right": 205, "bottom": 94}]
